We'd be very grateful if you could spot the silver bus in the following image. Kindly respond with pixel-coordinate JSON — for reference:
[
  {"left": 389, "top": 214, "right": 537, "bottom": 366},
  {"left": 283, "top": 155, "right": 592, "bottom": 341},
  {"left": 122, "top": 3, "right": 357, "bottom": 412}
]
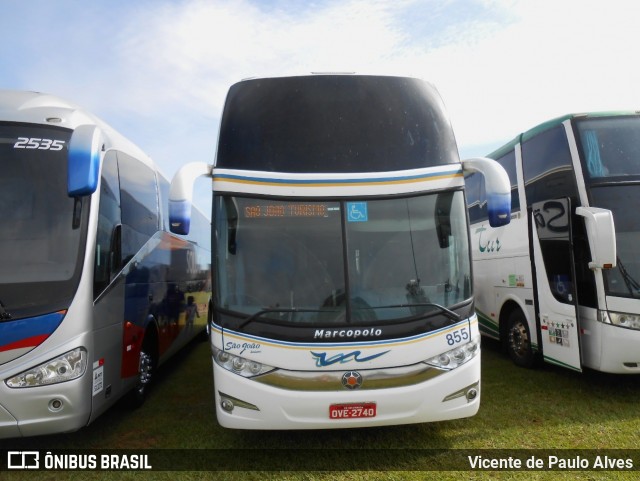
[{"left": 0, "top": 90, "right": 211, "bottom": 438}]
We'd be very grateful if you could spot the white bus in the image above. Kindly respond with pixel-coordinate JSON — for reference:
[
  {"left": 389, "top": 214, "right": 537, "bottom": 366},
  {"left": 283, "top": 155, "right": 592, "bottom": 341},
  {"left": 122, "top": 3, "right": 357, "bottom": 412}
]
[
  {"left": 0, "top": 91, "right": 211, "bottom": 438},
  {"left": 170, "top": 74, "right": 510, "bottom": 429},
  {"left": 466, "top": 111, "right": 640, "bottom": 373}
]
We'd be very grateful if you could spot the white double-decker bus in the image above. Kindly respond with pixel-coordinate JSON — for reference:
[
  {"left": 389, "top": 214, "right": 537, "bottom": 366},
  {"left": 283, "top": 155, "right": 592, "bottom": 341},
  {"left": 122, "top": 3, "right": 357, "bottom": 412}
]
[
  {"left": 0, "top": 91, "right": 211, "bottom": 438},
  {"left": 170, "top": 74, "right": 510, "bottom": 429},
  {"left": 466, "top": 111, "right": 640, "bottom": 373}
]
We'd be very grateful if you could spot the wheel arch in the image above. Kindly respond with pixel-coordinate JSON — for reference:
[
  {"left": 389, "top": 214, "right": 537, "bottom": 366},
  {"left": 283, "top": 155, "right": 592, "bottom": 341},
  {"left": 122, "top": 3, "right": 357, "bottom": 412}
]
[{"left": 498, "top": 297, "right": 529, "bottom": 345}]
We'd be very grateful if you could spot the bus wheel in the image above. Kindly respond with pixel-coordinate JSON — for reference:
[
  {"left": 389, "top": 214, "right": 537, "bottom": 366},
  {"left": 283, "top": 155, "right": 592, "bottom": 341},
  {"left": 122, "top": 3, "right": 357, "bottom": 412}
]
[
  {"left": 506, "top": 310, "right": 535, "bottom": 368},
  {"left": 130, "top": 334, "right": 155, "bottom": 408}
]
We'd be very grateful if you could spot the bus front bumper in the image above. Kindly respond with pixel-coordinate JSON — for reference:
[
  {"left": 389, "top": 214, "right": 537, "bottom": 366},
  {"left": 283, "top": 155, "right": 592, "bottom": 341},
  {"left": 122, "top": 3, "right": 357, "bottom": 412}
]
[
  {"left": 0, "top": 374, "right": 91, "bottom": 439},
  {"left": 211, "top": 356, "right": 481, "bottom": 430}
]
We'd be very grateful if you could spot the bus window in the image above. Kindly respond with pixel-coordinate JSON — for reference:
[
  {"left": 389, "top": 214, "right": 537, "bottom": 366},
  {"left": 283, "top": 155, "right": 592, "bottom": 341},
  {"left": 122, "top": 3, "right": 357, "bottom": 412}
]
[
  {"left": 522, "top": 125, "right": 578, "bottom": 205},
  {"left": 577, "top": 117, "right": 640, "bottom": 179},
  {"left": 94, "top": 151, "right": 122, "bottom": 298},
  {"left": 216, "top": 75, "right": 459, "bottom": 173},
  {"left": 118, "top": 153, "right": 159, "bottom": 265}
]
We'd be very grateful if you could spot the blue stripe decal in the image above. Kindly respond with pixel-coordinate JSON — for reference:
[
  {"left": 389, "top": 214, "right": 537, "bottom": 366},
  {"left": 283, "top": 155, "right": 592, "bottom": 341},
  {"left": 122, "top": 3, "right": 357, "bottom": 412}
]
[{"left": 0, "top": 312, "right": 65, "bottom": 347}]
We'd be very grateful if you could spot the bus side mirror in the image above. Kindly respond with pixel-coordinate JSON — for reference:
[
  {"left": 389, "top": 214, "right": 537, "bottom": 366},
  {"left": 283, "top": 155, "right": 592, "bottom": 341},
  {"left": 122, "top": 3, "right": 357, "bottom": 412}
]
[
  {"left": 575, "top": 206, "right": 617, "bottom": 269},
  {"left": 68, "top": 124, "right": 103, "bottom": 196},
  {"left": 462, "top": 157, "right": 511, "bottom": 227},
  {"left": 169, "top": 162, "right": 211, "bottom": 235}
]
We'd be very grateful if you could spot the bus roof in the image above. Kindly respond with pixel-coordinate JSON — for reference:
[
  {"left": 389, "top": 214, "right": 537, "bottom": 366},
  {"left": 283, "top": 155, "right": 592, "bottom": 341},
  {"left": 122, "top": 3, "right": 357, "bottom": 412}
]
[
  {"left": 0, "top": 89, "right": 152, "bottom": 168},
  {"left": 487, "top": 110, "right": 640, "bottom": 159}
]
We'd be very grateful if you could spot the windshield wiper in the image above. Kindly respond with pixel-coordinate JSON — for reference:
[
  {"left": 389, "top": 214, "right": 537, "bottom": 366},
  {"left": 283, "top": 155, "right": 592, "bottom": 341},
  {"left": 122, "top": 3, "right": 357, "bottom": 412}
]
[
  {"left": 222, "top": 302, "right": 462, "bottom": 331},
  {"left": 236, "top": 308, "right": 327, "bottom": 330},
  {"left": 617, "top": 257, "right": 640, "bottom": 297},
  {"left": 362, "top": 302, "right": 462, "bottom": 323},
  {"left": 0, "top": 299, "right": 12, "bottom": 321}
]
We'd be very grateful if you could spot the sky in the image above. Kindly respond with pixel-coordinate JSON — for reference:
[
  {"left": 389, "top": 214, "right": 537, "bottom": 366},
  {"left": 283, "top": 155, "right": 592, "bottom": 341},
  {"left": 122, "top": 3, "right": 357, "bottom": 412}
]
[{"left": 3, "top": 0, "right": 640, "bottom": 212}]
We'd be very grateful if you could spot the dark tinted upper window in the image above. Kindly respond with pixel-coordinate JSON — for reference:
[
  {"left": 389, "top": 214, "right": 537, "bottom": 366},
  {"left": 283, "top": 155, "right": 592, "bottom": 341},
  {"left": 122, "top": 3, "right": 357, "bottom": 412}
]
[
  {"left": 576, "top": 116, "right": 640, "bottom": 181},
  {"left": 118, "top": 152, "right": 159, "bottom": 264},
  {"left": 94, "top": 151, "right": 122, "bottom": 298},
  {"left": 522, "top": 125, "right": 578, "bottom": 205},
  {"left": 216, "top": 75, "right": 459, "bottom": 173}
]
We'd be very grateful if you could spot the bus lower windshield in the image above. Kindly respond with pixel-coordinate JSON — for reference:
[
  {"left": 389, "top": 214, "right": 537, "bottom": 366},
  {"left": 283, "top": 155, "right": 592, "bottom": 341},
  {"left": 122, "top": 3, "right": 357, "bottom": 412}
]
[
  {"left": 589, "top": 185, "right": 640, "bottom": 299},
  {"left": 214, "top": 191, "right": 471, "bottom": 328},
  {"left": 0, "top": 124, "right": 88, "bottom": 319},
  {"left": 576, "top": 117, "right": 640, "bottom": 299}
]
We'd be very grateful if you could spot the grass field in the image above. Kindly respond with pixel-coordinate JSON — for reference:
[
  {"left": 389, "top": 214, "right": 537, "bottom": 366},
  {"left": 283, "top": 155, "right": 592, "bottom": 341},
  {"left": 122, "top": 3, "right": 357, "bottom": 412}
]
[{"left": 2, "top": 337, "right": 640, "bottom": 480}]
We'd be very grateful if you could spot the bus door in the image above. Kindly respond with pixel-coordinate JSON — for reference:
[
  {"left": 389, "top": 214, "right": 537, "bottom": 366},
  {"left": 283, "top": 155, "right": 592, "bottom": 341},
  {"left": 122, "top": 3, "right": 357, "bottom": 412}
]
[{"left": 530, "top": 198, "right": 582, "bottom": 371}]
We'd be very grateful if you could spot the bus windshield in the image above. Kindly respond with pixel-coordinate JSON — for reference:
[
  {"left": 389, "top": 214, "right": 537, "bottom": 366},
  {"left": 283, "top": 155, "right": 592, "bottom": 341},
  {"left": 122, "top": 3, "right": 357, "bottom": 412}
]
[
  {"left": 589, "top": 185, "right": 640, "bottom": 299},
  {"left": 214, "top": 191, "right": 471, "bottom": 328},
  {"left": 216, "top": 75, "right": 459, "bottom": 173},
  {"left": 576, "top": 117, "right": 640, "bottom": 298},
  {"left": 0, "top": 124, "right": 88, "bottom": 319}
]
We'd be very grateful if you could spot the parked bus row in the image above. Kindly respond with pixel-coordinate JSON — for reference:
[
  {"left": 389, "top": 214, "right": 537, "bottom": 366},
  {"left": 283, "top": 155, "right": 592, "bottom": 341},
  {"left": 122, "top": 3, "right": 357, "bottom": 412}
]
[{"left": 5, "top": 76, "right": 637, "bottom": 438}]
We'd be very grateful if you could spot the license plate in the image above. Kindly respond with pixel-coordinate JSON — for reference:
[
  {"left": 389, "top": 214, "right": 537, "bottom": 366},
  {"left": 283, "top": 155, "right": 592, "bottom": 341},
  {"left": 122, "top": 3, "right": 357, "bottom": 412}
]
[{"left": 329, "top": 402, "right": 377, "bottom": 419}]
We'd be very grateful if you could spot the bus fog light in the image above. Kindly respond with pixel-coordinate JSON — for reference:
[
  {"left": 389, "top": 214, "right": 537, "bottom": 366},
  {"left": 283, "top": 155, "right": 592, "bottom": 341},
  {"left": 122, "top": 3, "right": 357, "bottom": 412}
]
[
  {"left": 221, "top": 397, "right": 234, "bottom": 413},
  {"left": 49, "top": 398, "right": 64, "bottom": 412},
  {"left": 466, "top": 388, "right": 478, "bottom": 401},
  {"left": 218, "top": 391, "right": 260, "bottom": 412},
  {"left": 443, "top": 381, "right": 480, "bottom": 403},
  {"left": 5, "top": 348, "right": 88, "bottom": 388}
]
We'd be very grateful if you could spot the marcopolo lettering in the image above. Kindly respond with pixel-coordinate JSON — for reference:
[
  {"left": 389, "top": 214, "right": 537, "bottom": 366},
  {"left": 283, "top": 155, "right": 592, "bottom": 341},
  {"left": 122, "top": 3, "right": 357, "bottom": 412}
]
[{"left": 314, "top": 328, "right": 383, "bottom": 339}]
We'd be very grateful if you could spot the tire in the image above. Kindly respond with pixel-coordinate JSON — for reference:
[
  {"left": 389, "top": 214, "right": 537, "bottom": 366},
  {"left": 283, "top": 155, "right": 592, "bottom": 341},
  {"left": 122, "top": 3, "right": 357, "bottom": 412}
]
[
  {"left": 129, "top": 331, "right": 156, "bottom": 408},
  {"left": 506, "top": 309, "right": 535, "bottom": 368}
]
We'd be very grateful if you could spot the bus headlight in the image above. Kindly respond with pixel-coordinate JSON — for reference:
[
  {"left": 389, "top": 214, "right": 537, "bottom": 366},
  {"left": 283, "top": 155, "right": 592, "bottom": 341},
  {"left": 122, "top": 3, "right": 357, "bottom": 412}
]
[
  {"left": 424, "top": 337, "right": 480, "bottom": 370},
  {"left": 607, "top": 311, "right": 640, "bottom": 330},
  {"left": 213, "top": 347, "right": 276, "bottom": 377},
  {"left": 5, "top": 347, "right": 88, "bottom": 388}
]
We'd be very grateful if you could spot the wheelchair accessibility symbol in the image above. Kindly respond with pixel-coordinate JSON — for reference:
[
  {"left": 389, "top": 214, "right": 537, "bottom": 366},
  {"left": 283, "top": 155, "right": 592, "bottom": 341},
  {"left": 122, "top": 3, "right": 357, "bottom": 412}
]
[{"left": 347, "top": 202, "right": 368, "bottom": 222}]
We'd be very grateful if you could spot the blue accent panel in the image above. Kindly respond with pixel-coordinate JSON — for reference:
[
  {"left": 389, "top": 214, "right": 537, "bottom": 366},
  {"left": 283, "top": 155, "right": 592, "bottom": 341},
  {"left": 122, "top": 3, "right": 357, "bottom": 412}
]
[
  {"left": 0, "top": 311, "right": 65, "bottom": 347},
  {"left": 68, "top": 146, "right": 100, "bottom": 196},
  {"left": 487, "top": 192, "right": 511, "bottom": 227},
  {"left": 169, "top": 199, "right": 191, "bottom": 235},
  {"left": 67, "top": 126, "right": 101, "bottom": 196}
]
